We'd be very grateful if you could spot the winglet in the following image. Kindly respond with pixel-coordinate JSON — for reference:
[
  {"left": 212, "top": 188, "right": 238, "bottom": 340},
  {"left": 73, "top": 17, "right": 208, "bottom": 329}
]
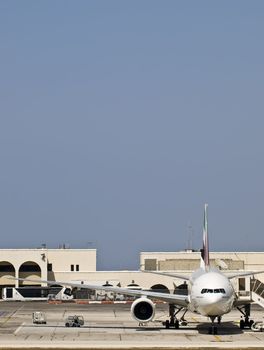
[{"left": 200, "top": 204, "right": 210, "bottom": 270}]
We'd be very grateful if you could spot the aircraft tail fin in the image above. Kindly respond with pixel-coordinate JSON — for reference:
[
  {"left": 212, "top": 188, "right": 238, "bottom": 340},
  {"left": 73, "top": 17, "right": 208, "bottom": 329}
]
[{"left": 200, "top": 204, "right": 210, "bottom": 270}]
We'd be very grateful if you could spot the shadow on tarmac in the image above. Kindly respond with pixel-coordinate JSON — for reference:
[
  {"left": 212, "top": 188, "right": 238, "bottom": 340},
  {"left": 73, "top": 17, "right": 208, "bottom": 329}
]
[
  {"left": 197, "top": 321, "right": 243, "bottom": 335},
  {"left": 22, "top": 321, "right": 246, "bottom": 335}
]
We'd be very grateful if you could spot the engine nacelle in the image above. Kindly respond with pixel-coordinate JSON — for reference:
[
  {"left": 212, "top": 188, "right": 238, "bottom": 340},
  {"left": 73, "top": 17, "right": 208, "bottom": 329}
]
[{"left": 131, "top": 297, "right": 155, "bottom": 323}]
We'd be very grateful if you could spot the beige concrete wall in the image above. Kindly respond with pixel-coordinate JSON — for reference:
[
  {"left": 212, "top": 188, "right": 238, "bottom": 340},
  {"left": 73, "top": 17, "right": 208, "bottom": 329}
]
[
  {"left": 141, "top": 251, "right": 264, "bottom": 270},
  {"left": 0, "top": 249, "right": 48, "bottom": 287},
  {"left": 140, "top": 251, "right": 264, "bottom": 283},
  {"left": 46, "top": 249, "right": 96, "bottom": 272},
  {"left": 1, "top": 248, "right": 264, "bottom": 293},
  {"left": 0, "top": 248, "right": 96, "bottom": 288},
  {"left": 158, "top": 258, "right": 244, "bottom": 271}
]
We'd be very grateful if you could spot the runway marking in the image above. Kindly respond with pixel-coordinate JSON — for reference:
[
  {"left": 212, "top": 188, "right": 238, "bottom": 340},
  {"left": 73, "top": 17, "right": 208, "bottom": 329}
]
[
  {"left": 248, "top": 332, "right": 263, "bottom": 341},
  {"left": 50, "top": 321, "right": 59, "bottom": 341},
  {"left": 213, "top": 335, "right": 222, "bottom": 342},
  {"left": 14, "top": 322, "right": 24, "bottom": 335},
  {"left": 0, "top": 305, "right": 24, "bottom": 327}
]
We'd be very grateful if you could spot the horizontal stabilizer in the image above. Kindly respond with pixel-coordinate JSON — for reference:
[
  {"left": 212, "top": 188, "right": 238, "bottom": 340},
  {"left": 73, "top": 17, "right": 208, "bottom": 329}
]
[
  {"left": 141, "top": 270, "right": 190, "bottom": 281},
  {"left": 226, "top": 270, "right": 264, "bottom": 279}
]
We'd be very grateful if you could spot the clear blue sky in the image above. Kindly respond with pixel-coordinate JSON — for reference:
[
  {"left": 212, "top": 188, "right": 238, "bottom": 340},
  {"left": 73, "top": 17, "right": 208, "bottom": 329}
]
[{"left": 1, "top": 1, "right": 264, "bottom": 270}]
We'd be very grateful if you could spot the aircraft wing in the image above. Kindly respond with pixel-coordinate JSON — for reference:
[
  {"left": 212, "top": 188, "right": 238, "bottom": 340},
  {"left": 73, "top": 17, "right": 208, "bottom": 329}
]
[
  {"left": 141, "top": 270, "right": 190, "bottom": 281},
  {"left": 225, "top": 270, "right": 264, "bottom": 279},
  {"left": 11, "top": 277, "right": 189, "bottom": 307},
  {"left": 142, "top": 269, "right": 264, "bottom": 281}
]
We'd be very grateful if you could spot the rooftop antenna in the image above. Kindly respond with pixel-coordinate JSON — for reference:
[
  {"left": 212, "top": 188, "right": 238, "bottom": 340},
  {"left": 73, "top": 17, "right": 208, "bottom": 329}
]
[{"left": 187, "top": 222, "right": 194, "bottom": 251}]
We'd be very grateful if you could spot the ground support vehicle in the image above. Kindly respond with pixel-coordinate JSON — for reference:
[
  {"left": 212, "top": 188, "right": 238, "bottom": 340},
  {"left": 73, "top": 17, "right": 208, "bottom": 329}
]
[
  {"left": 32, "top": 311, "right": 47, "bottom": 324},
  {"left": 65, "top": 315, "right": 84, "bottom": 327}
]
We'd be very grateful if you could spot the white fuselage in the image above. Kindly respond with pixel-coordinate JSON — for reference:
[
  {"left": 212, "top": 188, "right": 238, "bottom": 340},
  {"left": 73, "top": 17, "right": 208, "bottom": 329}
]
[{"left": 188, "top": 268, "right": 235, "bottom": 317}]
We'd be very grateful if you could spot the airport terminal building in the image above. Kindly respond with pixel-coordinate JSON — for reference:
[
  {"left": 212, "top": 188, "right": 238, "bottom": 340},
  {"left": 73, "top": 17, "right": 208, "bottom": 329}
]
[{"left": 1, "top": 247, "right": 264, "bottom": 297}]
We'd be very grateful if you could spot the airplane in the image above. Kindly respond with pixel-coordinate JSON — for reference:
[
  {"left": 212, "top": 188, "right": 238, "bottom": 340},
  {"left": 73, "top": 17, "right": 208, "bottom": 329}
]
[{"left": 11, "top": 204, "right": 264, "bottom": 334}]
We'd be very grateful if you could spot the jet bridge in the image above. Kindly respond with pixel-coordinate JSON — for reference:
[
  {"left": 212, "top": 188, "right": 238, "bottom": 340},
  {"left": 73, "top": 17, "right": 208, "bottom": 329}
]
[
  {"left": 236, "top": 277, "right": 264, "bottom": 307},
  {"left": 234, "top": 278, "right": 264, "bottom": 330},
  {"left": 251, "top": 279, "right": 264, "bottom": 308},
  {"left": 241, "top": 279, "right": 264, "bottom": 332}
]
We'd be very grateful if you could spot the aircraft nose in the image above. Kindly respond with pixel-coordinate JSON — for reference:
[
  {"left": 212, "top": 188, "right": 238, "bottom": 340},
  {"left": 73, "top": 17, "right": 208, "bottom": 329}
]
[
  {"left": 201, "top": 294, "right": 227, "bottom": 316},
  {"left": 209, "top": 294, "right": 223, "bottom": 303}
]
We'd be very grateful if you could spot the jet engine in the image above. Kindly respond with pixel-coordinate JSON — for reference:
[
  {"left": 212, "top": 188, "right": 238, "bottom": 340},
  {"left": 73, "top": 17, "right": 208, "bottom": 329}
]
[{"left": 131, "top": 297, "right": 155, "bottom": 323}]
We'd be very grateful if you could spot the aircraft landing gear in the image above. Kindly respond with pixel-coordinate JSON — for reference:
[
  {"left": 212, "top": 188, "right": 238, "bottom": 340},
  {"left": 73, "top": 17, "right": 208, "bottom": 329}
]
[
  {"left": 239, "top": 317, "right": 254, "bottom": 329},
  {"left": 164, "top": 304, "right": 188, "bottom": 329},
  {"left": 208, "top": 316, "right": 218, "bottom": 335},
  {"left": 237, "top": 305, "right": 254, "bottom": 329}
]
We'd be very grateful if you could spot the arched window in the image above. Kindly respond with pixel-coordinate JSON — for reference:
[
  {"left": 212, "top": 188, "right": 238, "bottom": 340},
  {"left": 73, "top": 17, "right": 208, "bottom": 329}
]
[
  {"left": 151, "top": 284, "right": 170, "bottom": 294},
  {"left": 18, "top": 261, "right": 41, "bottom": 286},
  {"left": 0, "top": 261, "right": 15, "bottom": 283},
  {"left": 0, "top": 261, "right": 16, "bottom": 297}
]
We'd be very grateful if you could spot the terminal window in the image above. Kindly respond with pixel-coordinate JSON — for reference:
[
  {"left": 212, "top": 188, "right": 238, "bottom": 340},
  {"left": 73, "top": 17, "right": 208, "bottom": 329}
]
[
  {"left": 239, "top": 278, "right": 246, "bottom": 291},
  {"left": 76, "top": 264, "right": 79, "bottom": 271},
  {"left": 145, "top": 259, "right": 157, "bottom": 271},
  {"left": 71, "top": 264, "right": 74, "bottom": 271},
  {"left": 47, "top": 263, "right": 53, "bottom": 271}
]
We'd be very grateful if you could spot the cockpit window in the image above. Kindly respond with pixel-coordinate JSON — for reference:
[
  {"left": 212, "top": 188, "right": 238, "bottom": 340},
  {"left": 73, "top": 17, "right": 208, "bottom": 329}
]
[{"left": 201, "top": 288, "right": 226, "bottom": 294}]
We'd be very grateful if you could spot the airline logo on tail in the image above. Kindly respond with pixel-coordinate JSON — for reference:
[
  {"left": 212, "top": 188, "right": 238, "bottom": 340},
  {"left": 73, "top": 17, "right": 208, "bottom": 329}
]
[{"left": 201, "top": 203, "right": 210, "bottom": 269}]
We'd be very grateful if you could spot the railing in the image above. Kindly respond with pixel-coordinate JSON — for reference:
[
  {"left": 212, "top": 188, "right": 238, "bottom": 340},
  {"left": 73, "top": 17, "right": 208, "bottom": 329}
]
[
  {"left": 251, "top": 279, "right": 264, "bottom": 298},
  {"left": 250, "top": 279, "right": 264, "bottom": 308}
]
